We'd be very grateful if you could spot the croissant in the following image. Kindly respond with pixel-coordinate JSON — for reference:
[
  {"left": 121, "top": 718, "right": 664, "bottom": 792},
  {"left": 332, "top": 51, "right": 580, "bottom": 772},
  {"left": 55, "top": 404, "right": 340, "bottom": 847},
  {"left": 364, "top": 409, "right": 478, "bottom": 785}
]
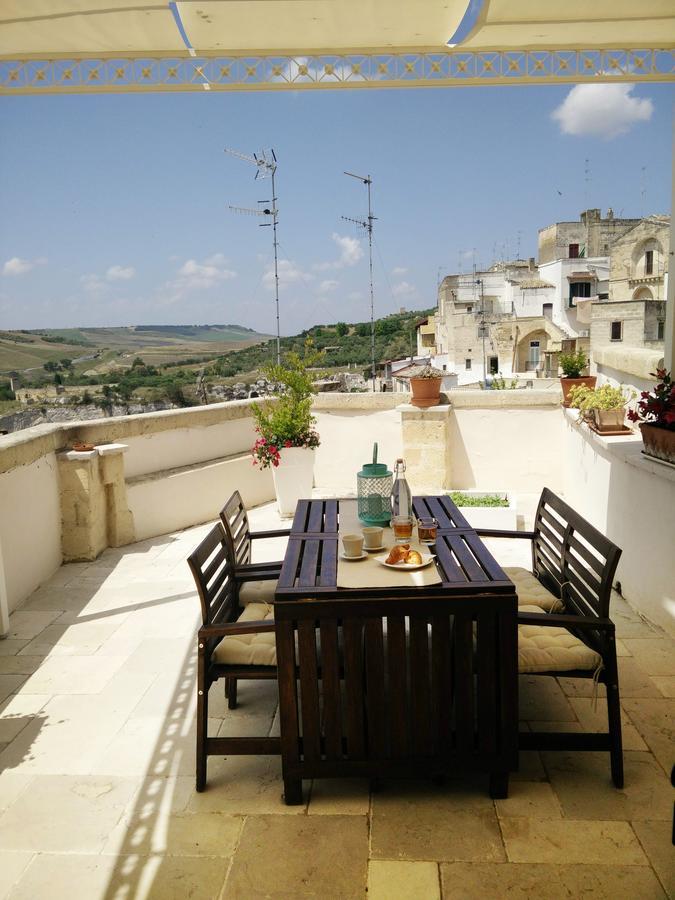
[
  {"left": 385, "top": 544, "right": 409, "bottom": 564},
  {"left": 405, "top": 550, "right": 423, "bottom": 565}
]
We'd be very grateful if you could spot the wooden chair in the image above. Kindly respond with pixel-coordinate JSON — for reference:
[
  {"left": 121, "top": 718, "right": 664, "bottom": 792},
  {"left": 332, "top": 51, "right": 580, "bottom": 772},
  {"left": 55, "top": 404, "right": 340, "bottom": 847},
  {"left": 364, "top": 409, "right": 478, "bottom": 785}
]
[
  {"left": 219, "top": 489, "right": 290, "bottom": 573},
  {"left": 477, "top": 487, "right": 624, "bottom": 787},
  {"left": 188, "top": 522, "right": 280, "bottom": 791}
]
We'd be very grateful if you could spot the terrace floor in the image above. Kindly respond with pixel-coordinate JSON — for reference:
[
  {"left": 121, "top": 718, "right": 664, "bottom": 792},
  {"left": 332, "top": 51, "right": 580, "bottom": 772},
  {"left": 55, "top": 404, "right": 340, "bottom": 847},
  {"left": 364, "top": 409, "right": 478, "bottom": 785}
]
[{"left": 0, "top": 499, "right": 673, "bottom": 899}]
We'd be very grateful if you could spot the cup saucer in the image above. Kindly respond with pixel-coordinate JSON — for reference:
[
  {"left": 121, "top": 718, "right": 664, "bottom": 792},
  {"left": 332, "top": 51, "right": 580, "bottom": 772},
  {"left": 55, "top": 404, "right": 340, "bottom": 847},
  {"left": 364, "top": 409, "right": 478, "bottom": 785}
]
[
  {"left": 340, "top": 552, "right": 368, "bottom": 561},
  {"left": 363, "top": 545, "right": 386, "bottom": 552}
]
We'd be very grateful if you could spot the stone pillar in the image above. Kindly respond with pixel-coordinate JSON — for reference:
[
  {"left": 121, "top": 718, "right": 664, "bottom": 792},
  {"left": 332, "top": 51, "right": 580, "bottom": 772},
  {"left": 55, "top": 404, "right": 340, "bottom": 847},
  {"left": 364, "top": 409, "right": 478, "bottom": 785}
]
[
  {"left": 57, "top": 443, "right": 135, "bottom": 561},
  {"left": 399, "top": 403, "right": 452, "bottom": 494}
]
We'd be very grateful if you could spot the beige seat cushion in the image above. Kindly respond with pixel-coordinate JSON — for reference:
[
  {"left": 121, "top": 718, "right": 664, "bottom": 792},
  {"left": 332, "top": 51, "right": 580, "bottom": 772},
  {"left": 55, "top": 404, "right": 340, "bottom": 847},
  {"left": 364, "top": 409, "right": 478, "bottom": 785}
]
[
  {"left": 518, "top": 604, "right": 601, "bottom": 674},
  {"left": 212, "top": 602, "right": 276, "bottom": 667},
  {"left": 238, "top": 579, "right": 277, "bottom": 606},
  {"left": 504, "top": 567, "right": 564, "bottom": 613}
]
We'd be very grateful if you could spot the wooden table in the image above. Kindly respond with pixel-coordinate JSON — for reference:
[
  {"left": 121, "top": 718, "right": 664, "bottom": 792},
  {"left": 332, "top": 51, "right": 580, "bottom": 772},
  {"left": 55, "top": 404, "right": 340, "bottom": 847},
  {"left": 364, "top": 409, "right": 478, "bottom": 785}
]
[{"left": 274, "top": 496, "right": 518, "bottom": 804}]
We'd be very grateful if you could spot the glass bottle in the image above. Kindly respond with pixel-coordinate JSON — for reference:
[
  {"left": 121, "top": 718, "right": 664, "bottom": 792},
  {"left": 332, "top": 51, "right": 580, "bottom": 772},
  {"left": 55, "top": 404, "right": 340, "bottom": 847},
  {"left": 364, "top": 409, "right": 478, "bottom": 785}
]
[{"left": 390, "top": 458, "right": 413, "bottom": 519}]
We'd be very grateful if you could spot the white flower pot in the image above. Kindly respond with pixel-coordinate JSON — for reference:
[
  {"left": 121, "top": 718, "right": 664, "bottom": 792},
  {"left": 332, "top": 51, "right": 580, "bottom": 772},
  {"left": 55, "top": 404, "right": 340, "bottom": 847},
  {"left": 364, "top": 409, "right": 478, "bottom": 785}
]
[{"left": 272, "top": 447, "right": 316, "bottom": 517}]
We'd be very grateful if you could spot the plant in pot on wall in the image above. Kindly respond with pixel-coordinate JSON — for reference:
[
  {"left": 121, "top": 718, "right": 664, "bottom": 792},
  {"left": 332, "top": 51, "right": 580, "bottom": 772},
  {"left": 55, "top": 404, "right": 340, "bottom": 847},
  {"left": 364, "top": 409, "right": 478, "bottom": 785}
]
[
  {"left": 559, "top": 348, "right": 596, "bottom": 407},
  {"left": 568, "top": 383, "right": 634, "bottom": 433},
  {"left": 251, "top": 341, "right": 323, "bottom": 516},
  {"left": 401, "top": 363, "right": 445, "bottom": 408},
  {"left": 627, "top": 368, "right": 675, "bottom": 465}
]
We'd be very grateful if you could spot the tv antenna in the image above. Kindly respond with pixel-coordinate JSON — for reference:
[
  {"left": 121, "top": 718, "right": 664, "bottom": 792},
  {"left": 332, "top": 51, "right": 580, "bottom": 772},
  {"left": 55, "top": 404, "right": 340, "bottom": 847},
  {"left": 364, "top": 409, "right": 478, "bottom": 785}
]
[
  {"left": 342, "top": 171, "right": 376, "bottom": 388},
  {"left": 640, "top": 166, "right": 647, "bottom": 215},
  {"left": 224, "top": 146, "right": 281, "bottom": 365},
  {"left": 584, "top": 157, "right": 591, "bottom": 206}
]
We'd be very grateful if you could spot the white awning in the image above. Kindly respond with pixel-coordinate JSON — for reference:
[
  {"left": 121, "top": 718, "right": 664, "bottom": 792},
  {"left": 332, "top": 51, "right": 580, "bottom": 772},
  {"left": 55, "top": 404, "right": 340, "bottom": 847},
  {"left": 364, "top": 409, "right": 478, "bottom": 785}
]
[{"left": 458, "top": 0, "right": 675, "bottom": 51}]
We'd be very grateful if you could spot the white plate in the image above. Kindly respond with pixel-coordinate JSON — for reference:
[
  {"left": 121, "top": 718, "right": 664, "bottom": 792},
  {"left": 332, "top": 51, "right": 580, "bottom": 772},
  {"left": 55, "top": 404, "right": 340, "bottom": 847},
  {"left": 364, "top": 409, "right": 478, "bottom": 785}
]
[
  {"left": 363, "top": 544, "right": 386, "bottom": 552},
  {"left": 341, "top": 552, "right": 368, "bottom": 561},
  {"left": 374, "top": 553, "right": 435, "bottom": 571}
]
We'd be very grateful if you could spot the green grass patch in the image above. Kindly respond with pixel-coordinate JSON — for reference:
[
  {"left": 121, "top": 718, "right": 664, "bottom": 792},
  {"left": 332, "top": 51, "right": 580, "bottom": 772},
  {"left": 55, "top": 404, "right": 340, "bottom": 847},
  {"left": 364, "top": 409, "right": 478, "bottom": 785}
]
[{"left": 447, "top": 491, "right": 509, "bottom": 508}]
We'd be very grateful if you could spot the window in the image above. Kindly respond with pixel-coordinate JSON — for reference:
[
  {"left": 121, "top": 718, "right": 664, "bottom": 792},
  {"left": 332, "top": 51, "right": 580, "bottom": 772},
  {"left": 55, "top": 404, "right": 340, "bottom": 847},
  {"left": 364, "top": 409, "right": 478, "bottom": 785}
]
[
  {"left": 466, "top": 305, "right": 473, "bottom": 313},
  {"left": 465, "top": 358, "right": 472, "bottom": 370},
  {"left": 568, "top": 243, "right": 579, "bottom": 259},
  {"left": 657, "top": 320, "right": 664, "bottom": 340},
  {"left": 610, "top": 321, "right": 622, "bottom": 342},
  {"left": 569, "top": 281, "right": 591, "bottom": 307},
  {"left": 645, "top": 250, "right": 654, "bottom": 275},
  {"left": 489, "top": 356, "right": 499, "bottom": 374}
]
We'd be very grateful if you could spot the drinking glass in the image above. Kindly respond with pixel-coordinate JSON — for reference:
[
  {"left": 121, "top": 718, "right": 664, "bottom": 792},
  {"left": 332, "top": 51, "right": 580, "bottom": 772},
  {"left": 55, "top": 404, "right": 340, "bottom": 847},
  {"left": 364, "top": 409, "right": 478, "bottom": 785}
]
[
  {"left": 417, "top": 517, "right": 438, "bottom": 544},
  {"left": 392, "top": 514, "right": 414, "bottom": 544}
]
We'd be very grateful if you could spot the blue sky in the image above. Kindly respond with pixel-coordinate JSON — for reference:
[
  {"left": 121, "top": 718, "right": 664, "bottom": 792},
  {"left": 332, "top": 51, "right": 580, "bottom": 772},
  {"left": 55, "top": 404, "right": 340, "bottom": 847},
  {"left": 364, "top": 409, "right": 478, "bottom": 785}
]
[{"left": 0, "top": 81, "right": 672, "bottom": 335}]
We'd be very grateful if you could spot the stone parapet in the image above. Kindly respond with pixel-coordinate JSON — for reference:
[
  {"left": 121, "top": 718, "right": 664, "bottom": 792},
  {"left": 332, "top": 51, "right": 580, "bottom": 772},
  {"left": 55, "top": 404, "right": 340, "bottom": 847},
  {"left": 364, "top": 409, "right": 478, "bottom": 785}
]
[{"left": 399, "top": 404, "right": 452, "bottom": 493}]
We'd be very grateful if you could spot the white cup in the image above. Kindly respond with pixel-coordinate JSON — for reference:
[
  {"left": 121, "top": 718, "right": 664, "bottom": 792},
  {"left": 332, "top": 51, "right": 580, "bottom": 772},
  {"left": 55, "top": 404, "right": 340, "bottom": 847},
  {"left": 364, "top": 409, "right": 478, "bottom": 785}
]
[
  {"left": 362, "top": 526, "right": 384, "bottom": 549},
  {"left": 342, "top": 533, "right": 364, "bottom": 557}
]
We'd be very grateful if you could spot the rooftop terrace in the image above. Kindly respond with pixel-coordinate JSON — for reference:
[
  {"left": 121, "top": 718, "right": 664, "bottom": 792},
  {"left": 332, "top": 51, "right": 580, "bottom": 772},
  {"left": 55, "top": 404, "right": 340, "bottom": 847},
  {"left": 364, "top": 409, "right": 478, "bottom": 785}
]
[{"left": 0, "top": 497, "right": 673, "bottom": 898}]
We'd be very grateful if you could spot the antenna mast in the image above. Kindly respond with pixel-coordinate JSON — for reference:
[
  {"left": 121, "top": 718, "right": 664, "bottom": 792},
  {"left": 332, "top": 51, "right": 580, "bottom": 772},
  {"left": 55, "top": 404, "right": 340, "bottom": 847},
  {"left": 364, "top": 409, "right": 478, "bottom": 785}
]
[
  {"left": 342, "top": 171, "right": 376, "bottom": 389},
  {"left": 224, "top": 146, "right": 281, "bottom": 365}
]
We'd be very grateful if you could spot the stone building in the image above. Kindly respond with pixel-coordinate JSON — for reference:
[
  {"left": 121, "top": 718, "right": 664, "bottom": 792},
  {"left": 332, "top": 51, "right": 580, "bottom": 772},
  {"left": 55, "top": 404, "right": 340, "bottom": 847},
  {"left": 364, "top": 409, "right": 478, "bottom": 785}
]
[{"left": 537, "top": 208, "right": 640, "bottom": 265}]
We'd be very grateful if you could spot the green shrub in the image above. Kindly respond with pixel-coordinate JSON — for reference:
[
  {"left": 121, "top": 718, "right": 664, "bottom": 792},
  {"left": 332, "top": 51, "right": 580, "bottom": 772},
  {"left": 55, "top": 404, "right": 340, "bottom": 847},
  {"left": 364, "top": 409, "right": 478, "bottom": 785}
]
[{"left": 447, "top": 491, "right": 509, "bottom": 508}]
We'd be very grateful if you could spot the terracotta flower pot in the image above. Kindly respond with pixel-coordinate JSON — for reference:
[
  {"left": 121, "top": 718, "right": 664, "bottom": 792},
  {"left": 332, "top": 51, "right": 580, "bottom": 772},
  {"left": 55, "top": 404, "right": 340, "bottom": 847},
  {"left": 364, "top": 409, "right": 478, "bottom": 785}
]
[
  {"left": 409, "top": 376, "right": 442, "bottom": 409},
  {"left": 640, "top": 423, "right": 675, "bottom": 465},
  {"left": 560, "top": 376, "right": 596, "bottom": 407}
]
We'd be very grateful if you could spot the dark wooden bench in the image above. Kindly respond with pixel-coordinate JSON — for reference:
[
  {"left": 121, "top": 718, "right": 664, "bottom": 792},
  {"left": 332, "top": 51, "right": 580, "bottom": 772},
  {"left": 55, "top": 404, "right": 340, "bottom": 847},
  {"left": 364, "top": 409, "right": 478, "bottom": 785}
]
[
  {"left": 477, "top": 487, "right": 624, "bottom": 787},
  {"left": 188, "top": 522, "right": 280, "bottom": 791}
]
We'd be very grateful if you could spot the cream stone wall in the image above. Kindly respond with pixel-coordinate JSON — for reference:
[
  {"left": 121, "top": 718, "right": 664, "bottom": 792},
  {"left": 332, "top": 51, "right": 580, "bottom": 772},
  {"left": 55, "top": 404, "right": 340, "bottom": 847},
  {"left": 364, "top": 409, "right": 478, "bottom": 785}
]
[
  {"left": 561, "top": 410, "right": 675, "bottom": 636},
  {"left": 0, "top": 451, "right": 62, "bottom": 617}
]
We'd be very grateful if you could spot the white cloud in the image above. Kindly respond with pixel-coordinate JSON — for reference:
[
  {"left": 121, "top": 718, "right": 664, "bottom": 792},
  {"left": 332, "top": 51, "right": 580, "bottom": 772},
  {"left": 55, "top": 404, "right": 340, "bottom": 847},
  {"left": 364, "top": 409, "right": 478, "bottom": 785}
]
[
  {"left": 157, "top": 254, "right": 237, "bottom": 304},
  {"left": 263, "top": 258, "right": 313, "bottom": 290},
  {"left": 2, "top": 256, "right": 47, "bottom": 276},
  {"left": 391, "top": 266, "right": 408, "bottom": 276},
  {"left": 551, "top": 84, "right": 653, "bottom": 139},
  {"left": 313, "top": 233, "right": 364, "bottom": 271},
  {"left": 106, "top": 265, "right": 135, "bottom": 281},
  {"left": 318, "top": 279, "right": 339, "bottom": 294},
  {"left": 392, "top": 281, "right": 417, "bottom": 298},
  {"left": 80, "top": 273, "right": 107, "bottom": 294}
]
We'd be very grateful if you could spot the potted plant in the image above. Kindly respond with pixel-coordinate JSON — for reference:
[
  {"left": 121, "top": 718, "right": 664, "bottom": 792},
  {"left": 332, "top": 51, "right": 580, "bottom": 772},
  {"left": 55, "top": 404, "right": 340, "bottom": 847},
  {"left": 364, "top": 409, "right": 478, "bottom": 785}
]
[
  {"left": 400, "top": 363, "right": 445, "bottom": 408},
  {"left": 627, "top": 368, "right": 675, "bottom": 465},
  {"left": 251, "top": 341, "right": 323, "bottom": 516},
  {"left": 559, "top": 348, "right": 596, "bottom": 407},
  {"left": 568, "top": 383, "right": 634, "bottom": 433}
]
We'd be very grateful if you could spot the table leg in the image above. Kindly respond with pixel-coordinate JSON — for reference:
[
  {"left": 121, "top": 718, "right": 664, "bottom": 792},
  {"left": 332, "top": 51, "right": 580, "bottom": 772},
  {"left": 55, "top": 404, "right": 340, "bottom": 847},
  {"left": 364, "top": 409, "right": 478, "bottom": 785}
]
[
  {"left": 489, "top": 772, "right": 509, "bottom": 799},
  {"left": 283, "top": 776, "right": 303, "bottom": 805}
]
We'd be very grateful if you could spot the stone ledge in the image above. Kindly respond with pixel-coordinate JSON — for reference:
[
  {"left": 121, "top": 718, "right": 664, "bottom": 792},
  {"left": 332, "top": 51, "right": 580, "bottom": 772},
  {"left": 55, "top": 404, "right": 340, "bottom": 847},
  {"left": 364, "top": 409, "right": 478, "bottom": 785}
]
[
  {"left": 593, "top": 346, "right": 664, "bottom": 380},
  {"left": 126, "top": 449, "right": 252, "bottom": 486},
  {"left": 449, "top": 389, "right": 562, "bottom": 408}
]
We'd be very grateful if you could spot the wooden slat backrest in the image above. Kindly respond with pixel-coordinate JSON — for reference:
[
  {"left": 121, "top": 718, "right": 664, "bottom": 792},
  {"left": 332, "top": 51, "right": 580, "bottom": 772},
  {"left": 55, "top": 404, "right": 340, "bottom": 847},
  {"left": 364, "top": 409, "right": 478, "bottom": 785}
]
[
  {"left": 219, "top": 491, "right": 251, "bottom": 567},
  {"left": 187, "top": 523, "right": 238, "bottom": 628},
  {"left": 275, "top": 596, "right": 514, "bottom": 766},
  {"left": 533, "top": 488, "right": 622, "bottom": 619}
]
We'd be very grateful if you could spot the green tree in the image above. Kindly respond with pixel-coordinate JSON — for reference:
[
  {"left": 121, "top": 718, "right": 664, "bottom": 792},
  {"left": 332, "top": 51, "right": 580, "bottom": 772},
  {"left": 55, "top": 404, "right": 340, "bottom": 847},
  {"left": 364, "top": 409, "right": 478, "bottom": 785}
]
[
  {"left": 335, "top": 322, "right": 348, "bottom": 337},
  {"left": 60, "top": 358, "right": 73, "bottom": 369},
  {"left": 355, "top": 323, "right": 369, "bottom": 337}
]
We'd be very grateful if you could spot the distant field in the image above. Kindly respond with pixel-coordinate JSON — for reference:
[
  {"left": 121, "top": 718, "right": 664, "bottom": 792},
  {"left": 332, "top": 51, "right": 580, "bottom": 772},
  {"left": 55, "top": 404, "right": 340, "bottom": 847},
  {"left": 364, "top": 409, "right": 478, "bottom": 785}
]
[{"left": 1, "top": 325, "right": 271, "bottom": 376}]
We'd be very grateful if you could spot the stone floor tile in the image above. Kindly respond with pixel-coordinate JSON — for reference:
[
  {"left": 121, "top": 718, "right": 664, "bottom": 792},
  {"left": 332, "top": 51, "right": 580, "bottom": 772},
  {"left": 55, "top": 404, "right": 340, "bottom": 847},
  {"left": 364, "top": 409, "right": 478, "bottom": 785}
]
[
  {"left": 371, "top": 782, "right": 505, "bottom": 862},
  {"left": 557, "top": 657, "right": 663, "bottom": 699},
  {"left": 519, "top": 676, "right": 577, "bottom": 722},
  {"left": 224, "top": 815, "right": 367, "bottom": 899},
  {"left": 500, "top": 818, "right": 648, "bottom": 865},
  {"left": 651, "top": 676, "right": 675, "bottom": 698},
  {"left": 90, "top": 714, "right": 194, "bottom": 777},
  {"left": 367, "top": 860, "right": 440, "bottom": 900},
  {"left": 0, "top": 656, "right": 42, "bottom": 676},
  {"left": 18, "top": 622, "right": 123, "bottom": 658},
  {"left": 7, "top": 853, "right": 227, "bottom": 900},
  {"left": 439, "top": 862, "right": 667, "bottom": 899},
  {"left": 0, "top": 851, "right": 34, "bottom": 899},
  {"left": 542, "top": 750, "right": 672, "bottom": 821},
  {"left": 105, "top": 809, "right": 242, "bottom": 858},
  {"left": 0, "top": 674, "right": 29, "bottom": 706},
  {"left": 308, "top": 778, "right": 370, "bottom": 815},
  {"left": 612, "top": 602, "right": 663, "bottom": 639},
  {"left": 511, "top": 749, "right": 548, "bottom": 782},
  {"left": 568, "top": 697, "right": 648, "bottom": 751},
  {"left": 633, "top": 820, "right": 675, "bottom": 897},
  {"left": 622, "top": 697, "right": 675, "bottom": 776},
  {"left": 186, "top": 755, "right": 307, "bottom": 816},
  {"left": 16, "top": 654, "right": 125, "bottom": 695},
  {"left": 495, "top": 781, "right": 562, "bottom": 819},
  {"left": 0, "top": 693, "right": 50, "bottom": 744},
  {"left": 622, "top": 638, "right": 675, "bottom": 677},
  {"left": 4, "top": 611, "right": 62, "bottom": 640},
  {"left": 0, "top": 641, "right": 29, "bottom": 657},
  {"left": 615, "top": 638, "right": 631, "bottom": 656},
  {"left": 0, "top": 772, "right": 34, "bottom": 813},
  {"left": 0, "top": 774, "right": 138, "bottom": 853}
]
